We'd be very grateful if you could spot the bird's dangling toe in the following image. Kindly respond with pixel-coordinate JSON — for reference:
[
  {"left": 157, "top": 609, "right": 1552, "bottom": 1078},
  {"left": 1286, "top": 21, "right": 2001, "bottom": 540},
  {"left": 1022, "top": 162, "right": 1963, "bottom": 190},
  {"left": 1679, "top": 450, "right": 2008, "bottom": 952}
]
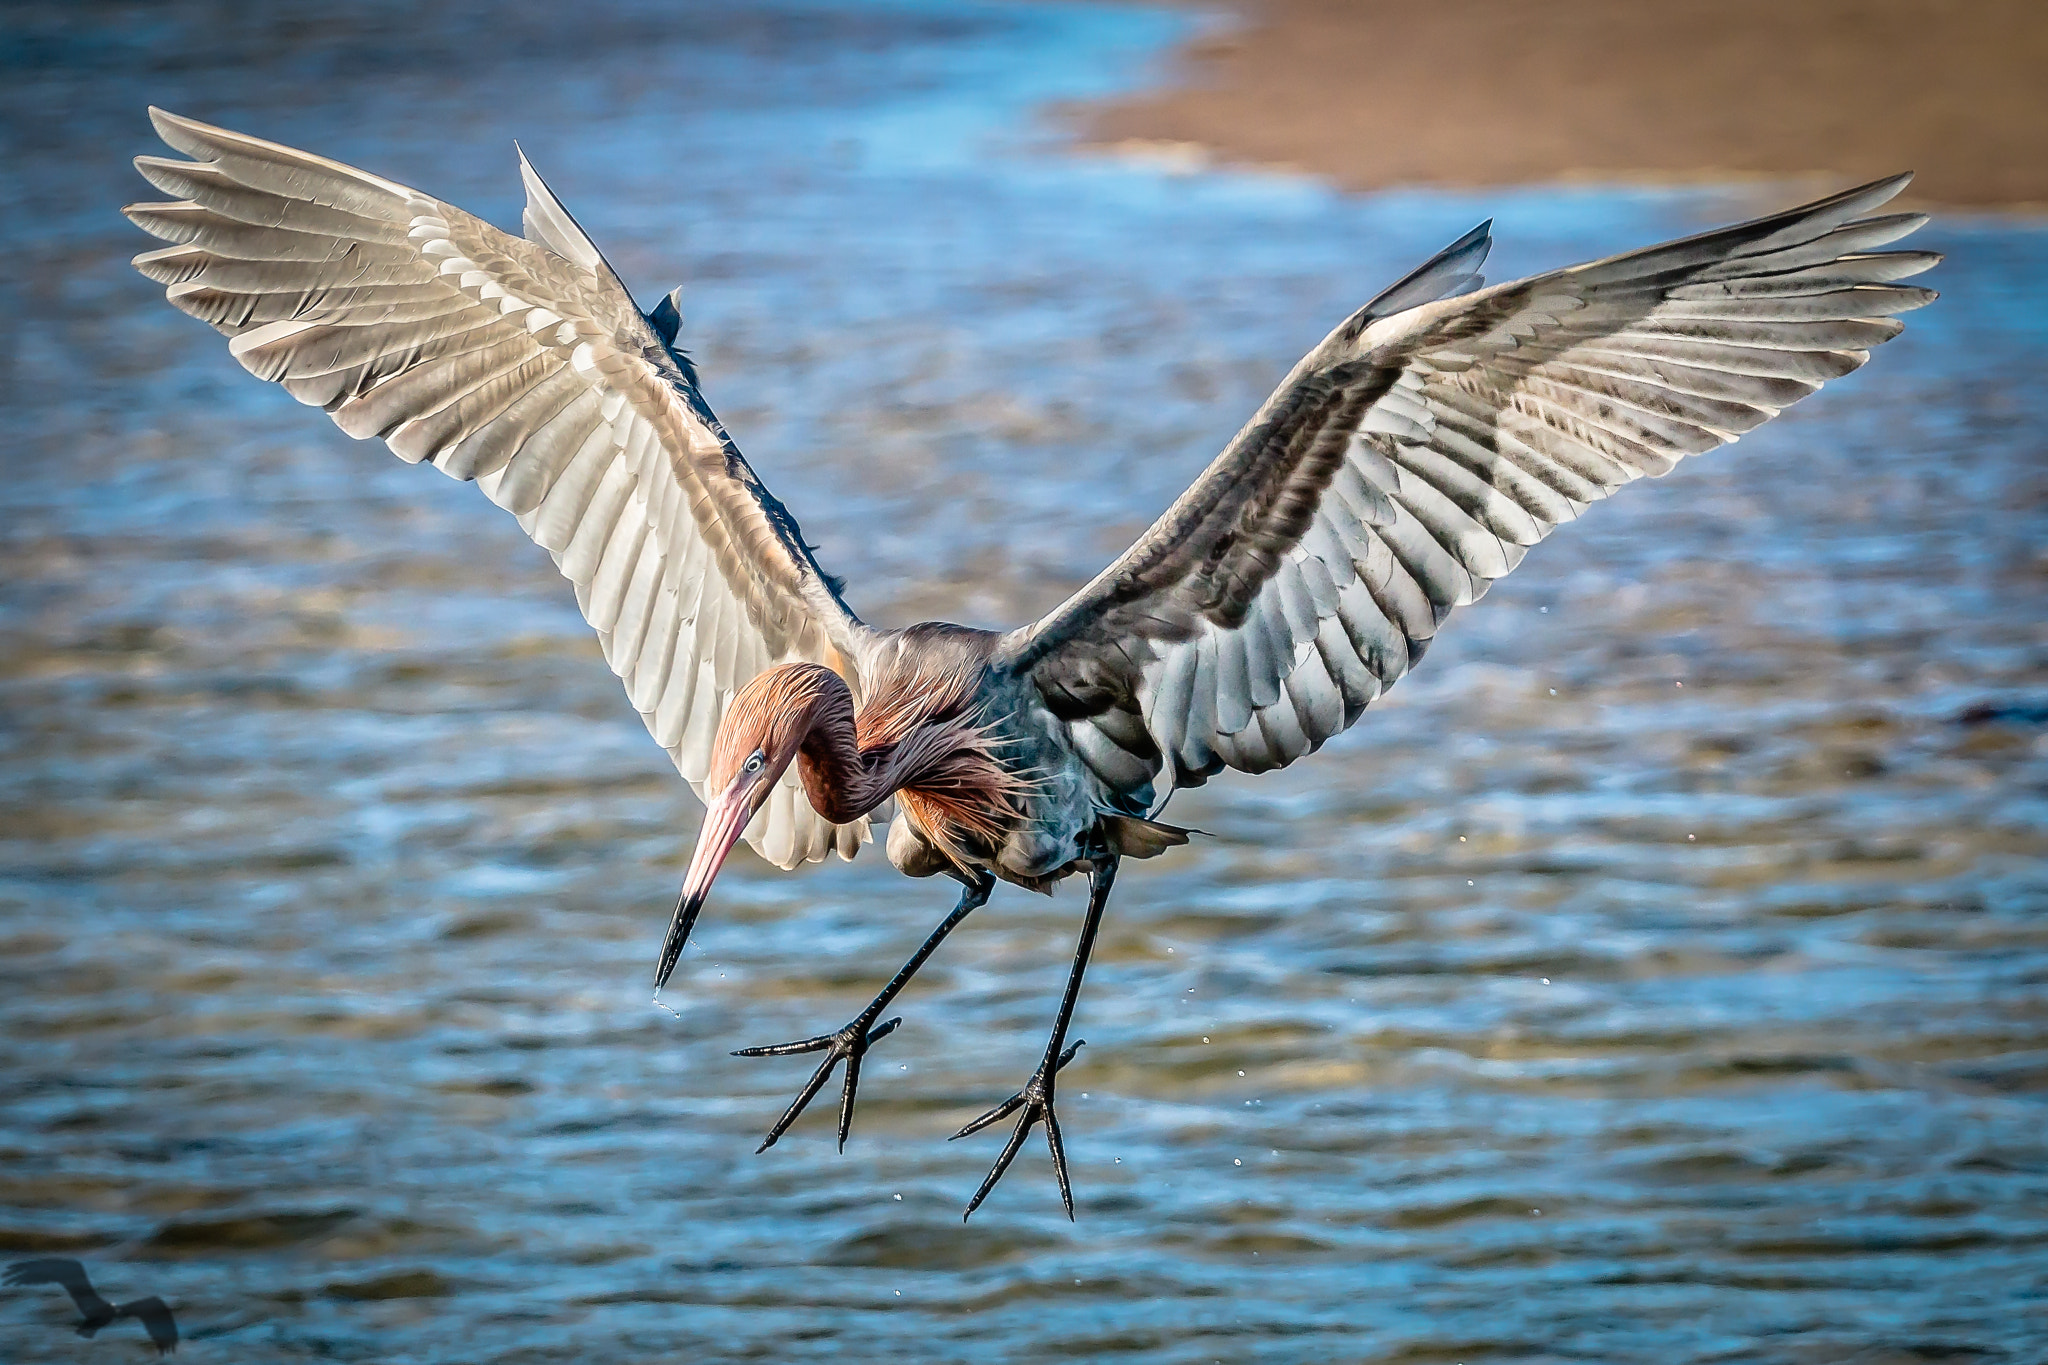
[
  {"left": 952, "top": 1040, "right": 1085, "bottom": 1221},
  {"left": 734, "top": 1013, "right": 906, "bottom": 1153}
]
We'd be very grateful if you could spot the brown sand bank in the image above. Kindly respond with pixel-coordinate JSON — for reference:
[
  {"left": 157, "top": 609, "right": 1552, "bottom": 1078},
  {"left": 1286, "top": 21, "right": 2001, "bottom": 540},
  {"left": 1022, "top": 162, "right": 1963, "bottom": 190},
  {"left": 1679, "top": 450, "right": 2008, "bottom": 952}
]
[{"left": 1080, "top": 0, "right": 2048, "bottom": 208}]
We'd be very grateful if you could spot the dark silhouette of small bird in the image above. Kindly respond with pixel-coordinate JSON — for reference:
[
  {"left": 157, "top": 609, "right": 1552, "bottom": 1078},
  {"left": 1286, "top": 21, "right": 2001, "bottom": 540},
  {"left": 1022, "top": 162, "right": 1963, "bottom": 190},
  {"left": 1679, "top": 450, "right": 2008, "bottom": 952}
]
[
  {"left": 124, "top": 108, "right": 1936, "bottom": 1219},
  {"left": 5, "top": 1258, "right": 178, "bottom": 1356}
]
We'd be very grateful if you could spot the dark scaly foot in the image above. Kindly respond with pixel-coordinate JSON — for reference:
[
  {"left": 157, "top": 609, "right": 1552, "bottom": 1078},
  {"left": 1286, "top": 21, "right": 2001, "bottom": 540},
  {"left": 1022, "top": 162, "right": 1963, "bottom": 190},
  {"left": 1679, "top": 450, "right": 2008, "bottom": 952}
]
[
  {"left": 734, "top": 1012, "right": 904, "bottom": 1152},
  {"left": 954, "top": 856, "right": 1119, "bottom": 1221},
  {"left": 737, "top": 870, "right": 992, "bottom": 1152},
  {"left": 951, "top": 1040, "right": 1085, "bottom": 1219}
]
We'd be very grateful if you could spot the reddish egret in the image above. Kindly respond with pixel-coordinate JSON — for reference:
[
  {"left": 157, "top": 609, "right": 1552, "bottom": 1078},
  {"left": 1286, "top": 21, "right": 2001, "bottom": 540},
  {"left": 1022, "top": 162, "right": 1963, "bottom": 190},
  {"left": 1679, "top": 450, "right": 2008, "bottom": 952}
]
[{"left": 126, "top": 109, "right": 1936, "bottom": 1216}]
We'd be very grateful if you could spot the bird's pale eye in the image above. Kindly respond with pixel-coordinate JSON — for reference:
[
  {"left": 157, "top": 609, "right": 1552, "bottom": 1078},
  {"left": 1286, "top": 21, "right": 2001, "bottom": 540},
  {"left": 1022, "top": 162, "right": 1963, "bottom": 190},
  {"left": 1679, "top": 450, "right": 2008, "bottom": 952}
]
[{"left": 744, "top": 751, "right": 764, "bottom": 774}]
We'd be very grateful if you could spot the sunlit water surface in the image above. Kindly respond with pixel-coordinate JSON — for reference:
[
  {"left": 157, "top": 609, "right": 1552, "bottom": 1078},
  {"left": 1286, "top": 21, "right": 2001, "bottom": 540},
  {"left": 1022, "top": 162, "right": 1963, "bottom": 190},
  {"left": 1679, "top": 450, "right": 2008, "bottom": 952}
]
[{"left": 2, "top": 3, "right": 2045, "bottom": 1361}]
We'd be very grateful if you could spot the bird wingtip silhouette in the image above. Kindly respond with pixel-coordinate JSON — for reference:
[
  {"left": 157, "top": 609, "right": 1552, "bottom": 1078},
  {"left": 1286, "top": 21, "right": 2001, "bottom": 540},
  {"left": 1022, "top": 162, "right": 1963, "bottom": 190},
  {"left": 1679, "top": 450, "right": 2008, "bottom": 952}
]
[{"left": 120, "top": 1296, "right": 180, "bottom": 1355}]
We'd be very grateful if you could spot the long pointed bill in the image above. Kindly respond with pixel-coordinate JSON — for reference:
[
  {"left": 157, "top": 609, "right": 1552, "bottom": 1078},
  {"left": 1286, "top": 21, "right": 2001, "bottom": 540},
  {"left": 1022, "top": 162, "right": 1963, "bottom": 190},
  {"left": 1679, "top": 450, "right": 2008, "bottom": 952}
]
[{"left": 653, "top": 782, "right": 759, "bottom": 998}]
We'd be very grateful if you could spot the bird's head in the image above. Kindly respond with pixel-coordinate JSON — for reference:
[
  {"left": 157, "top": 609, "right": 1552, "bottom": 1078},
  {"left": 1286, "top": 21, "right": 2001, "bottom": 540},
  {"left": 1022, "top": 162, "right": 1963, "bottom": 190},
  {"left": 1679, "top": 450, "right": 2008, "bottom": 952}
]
[{"left": 653, "top": 664, "right": 843, "bottom": 995}]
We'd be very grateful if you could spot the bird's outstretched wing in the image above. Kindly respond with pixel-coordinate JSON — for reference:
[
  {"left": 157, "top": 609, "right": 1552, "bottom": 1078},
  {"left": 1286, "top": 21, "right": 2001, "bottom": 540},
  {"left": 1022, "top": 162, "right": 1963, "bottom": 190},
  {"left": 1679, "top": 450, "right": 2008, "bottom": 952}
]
[
  {"left": 125, "top": 109, "right": 874, "bottom": 868},
  {"left": 999, "top": 177, "right": 1937, "bottom": 799},
  {"left": 4, "top": 1257, "right": 114, "bottom": 1320},
  {"left": 117, "top": 1297, "right": 180, "bottom": 1355}
]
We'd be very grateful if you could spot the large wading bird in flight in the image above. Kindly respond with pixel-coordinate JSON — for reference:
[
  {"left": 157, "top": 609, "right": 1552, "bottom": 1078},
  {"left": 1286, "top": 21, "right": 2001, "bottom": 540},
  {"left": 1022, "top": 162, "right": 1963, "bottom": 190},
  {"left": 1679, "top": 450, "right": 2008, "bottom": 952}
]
[
  {"left": 5, "top": 1259, "right": 179, "bottom": 1356},
  {"left": 126, "top": 108, "right": 1936, "bottom": 1218}
]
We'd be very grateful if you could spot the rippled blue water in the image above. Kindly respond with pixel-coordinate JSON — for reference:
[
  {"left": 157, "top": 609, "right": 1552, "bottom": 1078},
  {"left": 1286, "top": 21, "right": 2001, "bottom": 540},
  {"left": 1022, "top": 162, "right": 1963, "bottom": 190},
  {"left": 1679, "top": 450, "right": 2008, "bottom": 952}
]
[{"left": 3, "top": 2, "right": 2046, "bottom": 1361}]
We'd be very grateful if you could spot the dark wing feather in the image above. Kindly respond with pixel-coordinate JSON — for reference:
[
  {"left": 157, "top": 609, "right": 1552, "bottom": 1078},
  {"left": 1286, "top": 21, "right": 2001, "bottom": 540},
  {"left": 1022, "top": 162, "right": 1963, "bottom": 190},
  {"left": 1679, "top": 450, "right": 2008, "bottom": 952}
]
[
  {"left": 1000, "top": 176, "right": 1936, "bottom": 799},
  {"left": 127, "top": 109, "right": 874, "bottom": 867},
  {"left": 117, "top": 1297, "right": 180, "bottom": 1355}
]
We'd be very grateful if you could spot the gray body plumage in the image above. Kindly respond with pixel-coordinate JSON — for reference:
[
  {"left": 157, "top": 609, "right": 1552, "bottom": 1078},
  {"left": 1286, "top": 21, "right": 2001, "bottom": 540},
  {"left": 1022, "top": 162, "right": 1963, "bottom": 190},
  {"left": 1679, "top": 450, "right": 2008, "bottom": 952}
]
[{"left": 124, "top": 109, "right": 1937, "bottom": 895}]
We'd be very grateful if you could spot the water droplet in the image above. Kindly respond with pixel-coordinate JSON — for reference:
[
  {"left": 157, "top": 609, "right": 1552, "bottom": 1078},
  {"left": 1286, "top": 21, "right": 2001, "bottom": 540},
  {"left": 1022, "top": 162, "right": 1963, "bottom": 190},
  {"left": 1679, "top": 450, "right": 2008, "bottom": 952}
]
[
  {"left": 1237, "top": 1070, "right": 1245, "bottom": 1076},
  {"left": 1542, "top": 977, "right": 1551, "bottom": 985},
  {"left": 1549, "top": 688, "right": 1557, "bottom": 695},
  {"left": 1202, "top": 1036, "right": 1209, "bottom": 1043},
  {"left": 1233, "top": 1158, "right": 1242, "bottom": 1166},
  {"left": 893, "top": 1193, "right": 902, "bottom": 1200}
]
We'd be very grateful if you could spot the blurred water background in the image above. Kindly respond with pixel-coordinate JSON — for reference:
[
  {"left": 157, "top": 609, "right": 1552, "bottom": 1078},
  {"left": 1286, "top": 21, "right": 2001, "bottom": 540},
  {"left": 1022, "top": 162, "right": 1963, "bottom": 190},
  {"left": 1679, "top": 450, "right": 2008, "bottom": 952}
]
[{"left": 2, "top": 2, "right": 2045, "bottom": 1361}]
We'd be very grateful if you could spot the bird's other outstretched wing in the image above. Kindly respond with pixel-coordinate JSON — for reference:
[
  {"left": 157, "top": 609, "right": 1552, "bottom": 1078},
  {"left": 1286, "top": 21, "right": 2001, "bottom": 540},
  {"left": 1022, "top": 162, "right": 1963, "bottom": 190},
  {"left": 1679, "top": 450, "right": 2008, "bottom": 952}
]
[
  {"left": 117, "top": 1297, "right": 180, "bottom": 1355},
  {"left": 999, "top": 176, "right": 1937, "bottom": 801},
  {"left": 4, "top": 1257, "right": 114, "bottom": 1320},
  {"left": 125, "top": 109, "right": 873, "bottom": 868}
]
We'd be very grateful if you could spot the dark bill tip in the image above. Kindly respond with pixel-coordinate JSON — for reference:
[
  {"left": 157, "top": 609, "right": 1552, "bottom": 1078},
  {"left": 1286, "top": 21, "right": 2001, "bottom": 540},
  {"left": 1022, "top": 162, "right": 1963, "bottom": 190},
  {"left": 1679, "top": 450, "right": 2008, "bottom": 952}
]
[
  {"left": 653, "top": 888, "right": 705, "bottom": 993},
  {"left": 650, "top": 781, "right": 757, "bottom": 996}
]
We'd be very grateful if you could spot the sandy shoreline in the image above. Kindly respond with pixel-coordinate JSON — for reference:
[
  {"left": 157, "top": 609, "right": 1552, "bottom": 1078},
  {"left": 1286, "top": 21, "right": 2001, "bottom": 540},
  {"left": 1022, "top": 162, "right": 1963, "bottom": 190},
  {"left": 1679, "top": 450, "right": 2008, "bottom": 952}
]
[{"left": 1077, "top": 0, "right": 2048, "bottom": 209}]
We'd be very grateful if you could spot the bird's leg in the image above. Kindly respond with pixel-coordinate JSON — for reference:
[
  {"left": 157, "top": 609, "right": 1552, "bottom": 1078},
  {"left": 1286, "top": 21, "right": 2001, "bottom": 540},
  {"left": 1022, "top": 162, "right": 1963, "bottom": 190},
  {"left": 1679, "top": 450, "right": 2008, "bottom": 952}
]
[
  {"left": 736, "top": 868, "right": 994, "bottom": 1153},
  {"left": 953, "top": 854, "right": 1118, "bottom": 1221}
]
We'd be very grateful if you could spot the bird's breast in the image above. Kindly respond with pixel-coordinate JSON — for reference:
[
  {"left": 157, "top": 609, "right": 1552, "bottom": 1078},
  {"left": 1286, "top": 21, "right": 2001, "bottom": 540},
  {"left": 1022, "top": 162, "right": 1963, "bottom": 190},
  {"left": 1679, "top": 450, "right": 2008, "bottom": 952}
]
[{"left": 985, "top": 687, "right": 1111, "bottom": 882}]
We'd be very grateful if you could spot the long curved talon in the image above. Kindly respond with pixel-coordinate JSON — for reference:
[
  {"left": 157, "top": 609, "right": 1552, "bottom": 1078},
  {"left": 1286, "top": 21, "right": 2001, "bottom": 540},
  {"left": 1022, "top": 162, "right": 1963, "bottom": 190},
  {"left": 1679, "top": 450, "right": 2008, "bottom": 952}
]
[
  {"left": 952, "top": 1040, "right": 1085, "bottom": 1221},
  {"left": 734, "top": 1014, "right": 905, "bottom": 1153}
]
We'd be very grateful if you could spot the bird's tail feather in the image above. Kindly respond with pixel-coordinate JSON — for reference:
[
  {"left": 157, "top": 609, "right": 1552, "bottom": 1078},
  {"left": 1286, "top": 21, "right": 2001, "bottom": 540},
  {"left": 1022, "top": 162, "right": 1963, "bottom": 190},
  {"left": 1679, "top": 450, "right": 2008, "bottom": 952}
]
[{"left": 1103, "top": 814, "right": 1195, "bottom": 859}]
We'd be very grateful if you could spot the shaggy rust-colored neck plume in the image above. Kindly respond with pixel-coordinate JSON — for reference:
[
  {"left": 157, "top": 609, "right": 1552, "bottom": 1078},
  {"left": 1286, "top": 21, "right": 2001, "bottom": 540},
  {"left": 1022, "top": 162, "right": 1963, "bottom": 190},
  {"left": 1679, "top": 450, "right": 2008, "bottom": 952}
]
[{"left": 709, "top": 662, "right": 1026, "bottom": 863}]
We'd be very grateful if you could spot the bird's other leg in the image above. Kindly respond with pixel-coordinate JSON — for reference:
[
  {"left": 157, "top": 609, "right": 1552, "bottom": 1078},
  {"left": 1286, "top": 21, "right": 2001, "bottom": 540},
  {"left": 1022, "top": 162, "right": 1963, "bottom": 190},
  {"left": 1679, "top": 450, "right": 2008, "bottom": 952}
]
[
  {"left": 953, "top": 855, "right": 1118, "bottom": 1221},
  {"left": 736, "top": 868, "right": 994, "bottom": 1153}
]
